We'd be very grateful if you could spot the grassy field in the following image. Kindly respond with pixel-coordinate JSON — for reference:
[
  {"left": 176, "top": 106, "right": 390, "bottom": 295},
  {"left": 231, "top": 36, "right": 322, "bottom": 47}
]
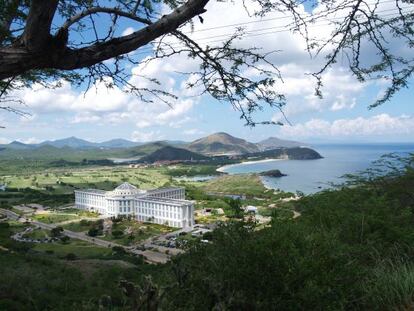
[
  {"left": 23, "top": 228, "right": 50, "bottom": 239},
  {"left": 62, "top": 219, "right": 101, "bottom": 232},
  {"left": 200, "top": 174, "right": 268, "bottom": 196},
  {"left": 0, "top": 166, "right": 171, "bottom": 191},
  {"left": 34, "top": 239, "right": 113, "bottom": 259},
  {"left": 32, "top": 212, "right": 80, "bottom": 224}
]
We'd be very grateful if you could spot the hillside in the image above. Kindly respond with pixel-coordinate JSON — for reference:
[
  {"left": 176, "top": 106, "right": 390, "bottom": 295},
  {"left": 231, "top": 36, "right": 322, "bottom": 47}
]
[
  {"left": 138, "top": 146, "right": 208, "bottom": 163},
  {"left": 0, "top": 141, "right": 34, "bottom": 150},
  {"left": 187, "top": 132, "right": 259, "bottom": 155},
  {"left": 38, "top": 137, "right": 96, "bottom": 149},
  {"left": 248, "top": 147, "right": 323, "bottom": 160},
  {"left": 257, "top": 137, "right": 306, "bottom": 150}
]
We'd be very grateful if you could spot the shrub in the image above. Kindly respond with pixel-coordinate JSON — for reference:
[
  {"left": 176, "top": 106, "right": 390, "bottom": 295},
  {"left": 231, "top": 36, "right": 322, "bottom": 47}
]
[
  {"left": 112, "top": 246, "right": 126, "bottom": 255},
  {"left": 60, "top": 236, "right": 70, "bottom": 244},
  {"left": 0, "top": 222, "right": 10, "bottom": 229},
  {"left": 87, "top": 227, "right": 99, "bottom": 237},
  {"left": 50, "top": 226, "right": 64, "bottom": 237},
  {"left": 112, "top": 230, "right": 124, "bottom": 239}
]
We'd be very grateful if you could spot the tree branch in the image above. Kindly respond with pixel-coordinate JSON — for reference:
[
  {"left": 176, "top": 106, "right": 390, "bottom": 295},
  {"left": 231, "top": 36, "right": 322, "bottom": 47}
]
[
  {"left": 20, "top": 0, "right": 59, "bottom": 51},
  {"left": 0, "top": 0, "right": 209, "bottom": 79},
  {"left": 59, "top": 7, "right": 152, "bottom": 32}
]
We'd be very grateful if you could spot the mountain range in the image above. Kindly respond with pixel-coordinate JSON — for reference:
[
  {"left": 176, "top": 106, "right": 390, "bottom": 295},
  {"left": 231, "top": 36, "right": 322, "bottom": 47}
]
[
  {"left": 0, "top": 132, "right": 318, "bottom": 165},
  {"left": 1, "top": 137, "right": 190, "bottom": 150},
  {"left": 1, "top": 133, "right": 305, "bottom": 155}
]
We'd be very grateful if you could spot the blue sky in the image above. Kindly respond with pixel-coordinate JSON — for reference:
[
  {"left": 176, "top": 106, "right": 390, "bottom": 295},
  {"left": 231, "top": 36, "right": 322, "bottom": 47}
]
[{"left": 2, "top": 0, "right": 414, "bottom": 144}]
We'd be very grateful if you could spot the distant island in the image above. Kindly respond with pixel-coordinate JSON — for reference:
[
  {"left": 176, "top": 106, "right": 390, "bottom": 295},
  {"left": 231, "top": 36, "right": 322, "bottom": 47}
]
[{"left": 259, "top": 169, "right": 287, "bottom": 178}]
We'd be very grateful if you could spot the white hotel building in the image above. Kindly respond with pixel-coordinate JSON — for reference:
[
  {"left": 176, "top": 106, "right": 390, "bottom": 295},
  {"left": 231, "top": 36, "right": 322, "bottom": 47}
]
[{"left": 74, "top": 183, "right": 194, "bottom": 228}]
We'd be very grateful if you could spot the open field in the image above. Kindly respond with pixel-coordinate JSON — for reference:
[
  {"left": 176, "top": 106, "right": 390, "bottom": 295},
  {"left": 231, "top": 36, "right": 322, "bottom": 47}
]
[
  {"left": 22, "top": 228, "right": 50, "bottom": 240},
  {"left": 32, "top": 213, "right": 80, "bottom": 224},
  {"left": 200, "top": 174, "right": 269, "bottom": 196},
  {"left": 0, "top": 166, "right": 171, "bottom": 192},
  {"left": 33, "top": 239, "right": 113, "bottom": 259},
  {"left": 62, "top": 219, "right": 102, "bottom": 232}
]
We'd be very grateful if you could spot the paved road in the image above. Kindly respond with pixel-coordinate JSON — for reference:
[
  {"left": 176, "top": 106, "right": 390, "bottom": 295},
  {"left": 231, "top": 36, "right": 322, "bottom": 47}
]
[{"left": 0, "top": 208, "right": 170, "bottom": 264}]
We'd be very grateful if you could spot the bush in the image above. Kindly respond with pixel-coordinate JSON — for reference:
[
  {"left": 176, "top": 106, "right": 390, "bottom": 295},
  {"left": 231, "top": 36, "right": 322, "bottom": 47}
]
[
  {"left": 202, "top": 231, "right": 213, "bottom": 241},
  {"left": 87, "top": 227, "right": 99, "bottom": 237},
  {"left": 79, "top": 219, "right": 91, "bottom": 226},
  {"left": 0, "top": 222, "right": 10, "bottom": 229},
  {"left": 60, "top": 236, "right": 70, "bottom": 244},
  {"left": 112, "top": 230, "right": 124, "bottom": 239},
  {"left": 112, "top": 246, "right": 126, "bottom": 255},
  {"left": 50, "top": 226, "right": 63, "bottom": 237}
]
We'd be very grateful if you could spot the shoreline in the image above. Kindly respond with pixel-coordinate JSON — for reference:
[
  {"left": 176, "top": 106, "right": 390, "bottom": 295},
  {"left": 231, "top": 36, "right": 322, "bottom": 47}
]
[{"left": 217, "top": 158, "right": 286, "bottom": 173}]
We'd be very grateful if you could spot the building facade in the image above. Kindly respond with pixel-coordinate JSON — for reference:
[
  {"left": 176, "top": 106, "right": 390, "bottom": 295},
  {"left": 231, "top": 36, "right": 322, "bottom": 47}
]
[{"left": 74, "top": 182, "right": 194, "bottom": 228}]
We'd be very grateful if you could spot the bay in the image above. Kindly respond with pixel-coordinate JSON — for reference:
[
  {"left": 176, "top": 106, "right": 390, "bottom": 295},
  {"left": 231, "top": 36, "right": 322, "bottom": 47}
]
[{"left": 217, "top": 144, "right": 414, "bottom": 194}]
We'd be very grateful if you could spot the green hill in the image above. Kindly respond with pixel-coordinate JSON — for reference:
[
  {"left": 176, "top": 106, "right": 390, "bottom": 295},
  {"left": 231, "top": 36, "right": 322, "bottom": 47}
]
[
  {"left": 138, "top": 146, "right": 208, "bottom": 163},
  {"left": 252, "top": 147, "right": 323, "bottom": 160},
  {"left": 187, "top": 132, "right": 259, "bottom": 155}
]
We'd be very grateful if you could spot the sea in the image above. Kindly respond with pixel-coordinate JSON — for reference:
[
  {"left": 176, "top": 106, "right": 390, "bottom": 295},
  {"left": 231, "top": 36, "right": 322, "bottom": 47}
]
[{"left": 217, "top": 144, "right": 414, "bottom": 194}]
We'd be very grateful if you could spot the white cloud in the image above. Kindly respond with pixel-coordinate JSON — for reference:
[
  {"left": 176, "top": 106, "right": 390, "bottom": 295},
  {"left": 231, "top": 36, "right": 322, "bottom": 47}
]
[
  {"left": 18, "top": 137, "right": 41, "bottom": 144},
  {"left": 279, "top": 114, "right": 414, "bottom": 139},
  {"left": 0, "top": 137, "right": 10, "bottom": 144},
  {"left": 183, "top": 128, "right": 205, "bottom": 136},
  {"left": 122, "top": 27, "right": 135, "bottom": 36},
  {"left": 169, "top": 116, "right": 192, "bottom": 128},
  {"left": 20, "top": 113, "right": 37, "bottom": 123},
  {"left": 155, "top": 99, "right": 194, "bottom": 122},
  {"left": 131, "top": 130, "right": 163, "bottom": 142},
  {"left": 71, "top": 112, "right": 101, "bottom": 124}
]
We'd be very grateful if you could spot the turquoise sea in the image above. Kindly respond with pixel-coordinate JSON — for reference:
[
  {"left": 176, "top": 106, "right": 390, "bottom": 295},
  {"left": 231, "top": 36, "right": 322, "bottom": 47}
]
[{"left": 218, "top": 144, "right": 414, "bottom": 194}]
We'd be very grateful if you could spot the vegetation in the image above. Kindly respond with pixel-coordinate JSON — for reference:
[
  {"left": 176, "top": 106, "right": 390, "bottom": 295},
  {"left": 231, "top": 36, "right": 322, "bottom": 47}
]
[
  {"left": 33, "top": 213, "right": 79, "bottom": 224},
  {"left": 201, "top": 174, "right": 268, "bottom": 197},
  {"left": 259, "top": 169, "right": 286, "bottom": 177},
  {"left": 63, "top": 219, "right": 102, "bottom": 233},
  {"left": 138, "top": 146, "right": 208, "bottom": 163},
  {"left": 164, "top": 164, "right": 220, "bottom": 177}
]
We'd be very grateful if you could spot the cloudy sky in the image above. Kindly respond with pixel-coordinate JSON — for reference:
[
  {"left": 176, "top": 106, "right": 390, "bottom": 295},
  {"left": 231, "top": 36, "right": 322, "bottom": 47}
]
[{"left": 2, "top": 0, "right": 414, "bottom": 144}]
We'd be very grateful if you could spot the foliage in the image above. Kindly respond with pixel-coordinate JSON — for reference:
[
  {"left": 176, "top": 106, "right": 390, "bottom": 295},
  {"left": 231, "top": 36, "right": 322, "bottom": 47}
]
[
  {"left": 87, "top": 227, "right": 100, "bottom": 237},
  {"left": 201, "top": 174, "right": 268, "bottom": 197},
  {"left": 50, "top": 226, "right": 64, "bottom": 237},
  {"left": 112, "top": 229, "right": 124, "bottom": 239},
  {"left": 165, "top": 164, "right": 219, "bottom": 177}
]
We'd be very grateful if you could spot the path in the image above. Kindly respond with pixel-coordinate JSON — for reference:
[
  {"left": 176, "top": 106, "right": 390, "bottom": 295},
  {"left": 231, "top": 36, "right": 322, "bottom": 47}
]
[{"left": 0, "top": 208, "right": 170, "bottom": 264}]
